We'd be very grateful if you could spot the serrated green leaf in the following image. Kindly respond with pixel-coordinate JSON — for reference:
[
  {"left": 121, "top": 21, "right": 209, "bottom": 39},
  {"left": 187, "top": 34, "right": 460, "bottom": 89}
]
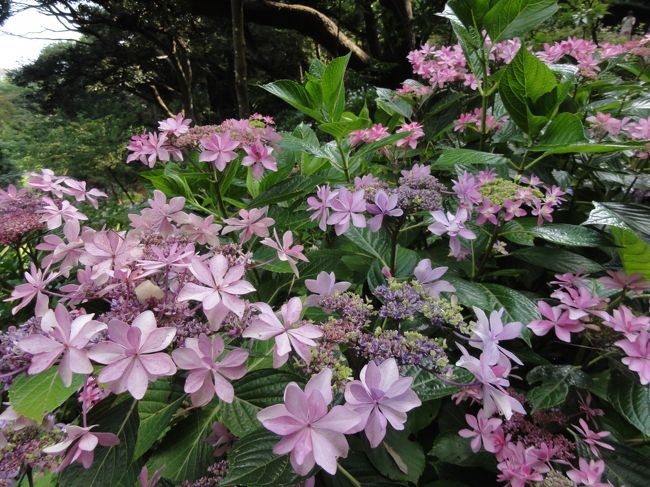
[
  {"left": 261, "top": 80, "right": 322, "bottom": 122},
  {"left": 528, "top": 382, "right": 569, "bottom": 411},
  {"left": 9, "top": 368, "right": 85, "bottom": 421},
  {"left": 612, "top": 228, "right": 650, "bottom": 279},
  {"left": 134, "top": 379, "right": 185, "bottom": 459},
  {"left": 536, "top": 112, "right": 586, "bottom": 147},
  {"left": 608, "top": 371, "right": 650, "bottom": 436},
  {"left": 433, "top": 149, "right": 510, "bottom": 169},
  {"left": 344, "top": 227, "right": 390, "bottom": 265},
  {"left": 484, "top": 0, "right": 559, "bottom": 41},
  {"left": 220, "top": 429, "right": 303, "bottom": 487}
]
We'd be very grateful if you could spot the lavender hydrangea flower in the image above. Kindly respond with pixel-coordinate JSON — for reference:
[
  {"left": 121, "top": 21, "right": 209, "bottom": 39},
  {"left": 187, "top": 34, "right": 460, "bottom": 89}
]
[
  {"left": 366, "top": 190, "right": 403, "bottom": 232},
  {"left": 327, "top": 188, "right": 367, "bottom": 235},
  {"left": 413, "top": 259, "right": 455, "bottom": 298}
]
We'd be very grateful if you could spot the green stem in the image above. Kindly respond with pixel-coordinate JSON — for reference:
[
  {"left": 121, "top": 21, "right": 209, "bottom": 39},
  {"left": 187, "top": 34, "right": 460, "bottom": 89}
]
[
  {"left": 212, "top": 165, "right": 228, "bottom": 217},
  {"left": 474, "top": 221, "right": 501, "bottom": 280},
  {"left": 337, "top": 463, "right": 362, "bottom": 487},
  {"left": 522, "top": 152, "right": 550, "bottom": 171},
  {"left": 389, "top": 223, "right": 402, "bottom": 274},
  {"left": 336, "top": 138, "right": 351, "bottom": 183}
]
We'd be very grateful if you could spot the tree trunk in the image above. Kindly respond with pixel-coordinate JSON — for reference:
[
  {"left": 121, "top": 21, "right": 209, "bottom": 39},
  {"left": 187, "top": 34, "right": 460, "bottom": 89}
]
[{"left": 231, "top": 0, "right": 250, "bottom": 118}]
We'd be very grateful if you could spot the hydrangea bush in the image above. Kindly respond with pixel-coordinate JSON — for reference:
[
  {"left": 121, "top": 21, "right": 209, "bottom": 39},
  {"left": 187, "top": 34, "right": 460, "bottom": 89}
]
[{"left": 2, "top": 1, "right": 650, "bottom": 486}]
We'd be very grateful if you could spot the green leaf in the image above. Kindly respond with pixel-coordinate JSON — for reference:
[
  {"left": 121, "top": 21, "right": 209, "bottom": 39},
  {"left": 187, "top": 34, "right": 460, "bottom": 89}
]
[
  {"left": 9, "top": 368, "right": 85, "bottom": 421},
  {"left": 529, "top": 223, "right": 608, "bottom": 247},
  {"left": 429, "top": 432, "right": 495, "bottom": 469},
  {"left": 247, "top": 175, "right": 326, "bottom": 209},
  {"left": 320, "top": 53, "right": 350, "bottom": 123},
  {"left": 403, "top": 365, "right": 475, "bottom": 401},
  {"left": 499, "top": 45, "right": 558, "bottom": 135},
  {"left": 134, "top": 379, "right": 185, "bottom": 459},
  {"left": 220, "top": 429, "right": 303, "bottom": 487},
  {"left": 602, "top": 443, "right": 650, "bottom": 487},
  {"left": 529, "top": 141, "right": 648, "bottom": 154},
  {"left": 608, "top": 371, "right": 650, "bottom": 436},
  {"left": 511, "top": 247, "right": 603, "bottom": 273},
  {"left": 59, "top": 399, "right": 139, "bottom": 487},
  {"left": 447, "top": 0, "right": 491, "bottom": 31},
  {"left": 536, "top": 112, "right": 586, "bottom": 147},
  {"left": 433, "top": 148, "right": 510, "bottom": 168},
  {"left": 261, "top": 80, "right": 322, "bottom": 122},
  {"left": 445, "top": 276, "right": 541, "bottom": 325},
  {"left": 364, "top": 428, "right": 425, "bottom": 484},
  {"left": 596, "top": 202, "right": 650, "bottom": 243},
  {"left": 528, "top": 382, "right": 569, "bottom": 411},
  {"left": 367, "top": 246, "right": 419, "bottom": 291},
  {"left": 484, "top": 0, "right": 559, "bottom": 41},
  {"left": 376, "top": 87, "right": 414, "bottom": 119},
  {"left": 147, "top": 407, "right": 218, "bottom": 482},
  {"left": 235, "top": 369, "right": 303, "bottom": 407},
  {"left": 612, "top": 228, "right": 650, "bottom": 279},
  {"left": 344, "top": 227, "right": 390, "bottom": 265}
]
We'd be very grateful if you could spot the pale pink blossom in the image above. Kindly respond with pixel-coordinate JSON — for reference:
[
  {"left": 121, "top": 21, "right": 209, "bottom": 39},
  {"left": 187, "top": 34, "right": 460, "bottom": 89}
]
[
  {"left": 222, "top": 207, "right": 275, "bottom": 243},
  {"left": 126, "top": 132, "right": 182, "bottom": 168},
  {"left": 586, "top": 112, "right": 629, "bottom": 136},
  {"left": 573, "top": 418, "right": 614, "bottom": 457},
  {"left": 43, "top": 425, "right": 119, "bottom": 470},
  {"left": 528, "top": 301, "right": 585, "bottom": 343},
  {"left": 80, "top": 230, "right": 142, "bottom": 280},
  {"left": 172, "top": 334, "right": 248, "bottom": 406},
  {"left": 427, "top": 208, "right": 476, "bottom": 258},
  {"left": 469, "top": 307, "right": 523, "bottom": 365},
  {"left": 452, "top": 172, "right": 482, "bottom": 208},
  {"left": 257, "top": 369, "right": 360, "bottom": 475},
  {"left": 551, "top": 286, "right": 608, "bottom": 321},
  {"left": 344, "top": 358, "right": 421, "bottom": 447},
  {"left": 261, "top": 229, "right": 309, "bottom": 276},
  {"left": 366, "top": 190, "right": 403, "bottom": 232},
  {"left": 139, "top": 190, "right": 187, "bottom": 236},
  {"left": 158, "top": 113, "right": 191, "bottom": 136},
  {"left": 37, "top": 220, "right": 85, "bottom": 276},
  {"left": 396, "top": 122, "right": 424, "bottom": 149},
  {"left": 459, "top": 409, "right": 503, "bottom": 453},
  {"left": 304, "top": 271, "right": 351, "bottom": 308},
  {"left": 241, "top": 141, "right": 277, "bottom": 179},
  {"left": 327, "top": 188, "right": 367, "bottom": 235},
  {"left": 603, "top": 305, "right": 650, "bottom": 340},
  {"left": 18, "top": 304, "right": 106, "bottom": 386},
  {"left": 599, "top": 270, "right": 650, "bottom": 292},
  {"left": 178, "top": 254, "right": 255, "bottom": 324},
  {"left": 28, "top": 169, "right": 66, "bottom": 197},
  {"left": 503, "top": 199, "right": 526, "bottom": 221},
  {"left": 88, "top": 311, "right": 177, "bottom": 399},
  {"left": 243, "top": 297, "right": 322, "bottom": 367},
  {"left": 61, "top": 179, "right": 107, "bottom": 209},
  {"left": 180, "top": 214, "right": 222, "bottom": 246},
  {"left": 307, "top": 185, "right": 338, "bottom": 231},
  {"left": 476, "top": 198, "right": 500, "bottom": 225},
  {"left": 200, "top": 133, "right": 240, "bottom": 171},
  {"left": 413, "top": 259, "right": 454, "bottom": 297},
  {"left": 615, "top": 330, "right": 650, "bottom": 385},
  {"left": 567, "top": 458, "right": 613, "bottom": 487},
  {"left": 496, "top": 441, "right": 547, "bottom": 487},
  {"left": 39, "top": 198, "right": 87, "bottom": 230},
  {"left": 6, "top": 263, "right": 58, "bottom": 316}
]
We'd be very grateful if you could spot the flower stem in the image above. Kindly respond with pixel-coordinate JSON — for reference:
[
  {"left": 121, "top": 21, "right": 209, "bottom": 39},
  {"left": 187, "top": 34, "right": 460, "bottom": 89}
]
[
  {"left": 337, "top": 463, "right": 362, "bottom": 487},
  {"left": 336, "top": 138, "right": 352, "bottom": 183},
  {"left": 211, "top": 165, "right": 228, "bottom": 217}
]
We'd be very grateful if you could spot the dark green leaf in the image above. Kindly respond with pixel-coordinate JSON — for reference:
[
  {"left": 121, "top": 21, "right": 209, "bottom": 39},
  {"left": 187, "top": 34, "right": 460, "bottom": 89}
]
[
  {"left": 344, "top": 227, "right": 390, "bottom": 265},
  {"left": 608, "top": 371, "right": 650, "bottom": 436},
  {"left": 403, "top": 365, "right": 475, "bottom": 401},
  {"left": 134, "top": 379, "right": 185, "bottom": 459},
  {"left": 511, "top": 247, "right": 603, "bottom": 273},
  {"left": 220, "top": 429, "right": 303, "bottom": 487},
  {"left": 433, "top": 148, "right": 510, "bottom": 168},
  {"left": 528, "top": 382, "right": 569, "bottom": 411},
  {"left": 536, "top": 112, "right": 586, "bottom": 147},
  {"left": 364, "top": 428, "right": 425, "bottom": 484},
  {"left": 611, "top": 228, "right": 650, "bottom": 279}
]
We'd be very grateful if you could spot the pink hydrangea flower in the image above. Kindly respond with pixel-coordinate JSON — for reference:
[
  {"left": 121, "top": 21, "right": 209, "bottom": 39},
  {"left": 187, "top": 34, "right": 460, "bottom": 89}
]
[
  {"left": 61, "top": 179, "right": 107, "bottom": 209},
  {"left": 88, "top": 311, "right": 177, "bottom": 400},
  {"left": 6, "top": 263, "right": 58, "bottom": 317},
  {"left": 304, "top": 271, "right": 351, "bottom": 308},
  {"left": 222, "top": 207, "right": 275, "bottom": 243},
  {"left": 172, "top": 334, "right": 248, "bottom": 406},
  {"left": 627, "top": 116, "right": 650, "bottom": 140},
  {"left": 603, "top": 305, "right": 650, "bottom": 340},
  {"left": 37, "top": 220, "right": 85, "bottom": 276},
  {"left": 257, "top": 369, "right": 360, "bottom": 475},
  {"left": 199, "top": 133, "right": 240, "bottom": 171},
  {"left": 476, "top": 198, "right": 500, "bottom": 225},
  {"left": 243, "top": 297, "right": 322, "bottom": 367},
  {"left": 459, "top": 409, "right": 503, "bottom": 453},
  {"left": 43, "top": 425, "right": 119, "bottom": 471},
  {"left": 180, "top": 214, "right": 222, "bottom": 246},
  {"left": 126, "top": 132, "right": 182, "bottom": 168},
  {"left": 528, "top": 301, "right": 585, "bottom": 343},
  {"left": 80, "top": 230, "right": 142, "bottom": 281},
  {"left": 18, "top": 304, "right": 106, "bottom": 387},
  {"left": 366, "top": 190, "right": 403, "bottom": 232},
  {"left": 503, "top": 199, "right": 527, "bottom": 221},
  {"left": 207, "top": 421, "right": 235, "bottom": 457},
  {"left": 615, "top": 330, "right": 650, "bottom": 385},
  {"left": 400, "top": 163, "right": 431, "bottom": 178},
  {"left": 599, "top": 270, "right": 650, "bottom": 292},
  {"left": 469, "top": 307, "right": 523, "bottom": 365},
  {"left": 327, "top": 188, "right": 367, "bottom": 236},
  {"left": 413, "top": 259, "right": 455, "bottom": 298},
  {"left": 551, "top": 286, "right": 608, "bottom": 321},
  {"left": 307, "top": 185, "right": 338, "bottom": 231},
  {"left": 28, "top": 169, "right": 66, "bottom": 196},
  {"left": 452, "top": 172, "right": 482, "bottom": 208},
  {"left": 344, "top": 358, "right": 421, "bottom": 447},
  {"left": 261, "top": 229, "right": 309, "bottom": 276},
  {"left": 139, "top": 190, "right": 187, "bottom": 236},
  {"left": 586, "top": 112, "right": 629, "bottom": 136},
  {"left": 427, "top": 208, "right": 476, "bottom": 258},
  {"left": 396, "top": 122, "right": 424, "bottom": 149},
  {"left": 39, "top": 198, "right": 88, "bottom": 230},
  {"left": 241, "top": 141, "right": 277, "bottom": 179},
  {"left": 158, "top": 113, "right": 191, "bottom": 136},
  {"left": 572, "top": 418, "right": 614, "bottom": 457},
  {"left": 567, "top": 458, "right": 612, "bottom": 487},
  {"left": 178, "top": 254, "right": 255, "bottom": 324},
  {"left": 496, "top": 441, "right": 547, "bottom": 487}
]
